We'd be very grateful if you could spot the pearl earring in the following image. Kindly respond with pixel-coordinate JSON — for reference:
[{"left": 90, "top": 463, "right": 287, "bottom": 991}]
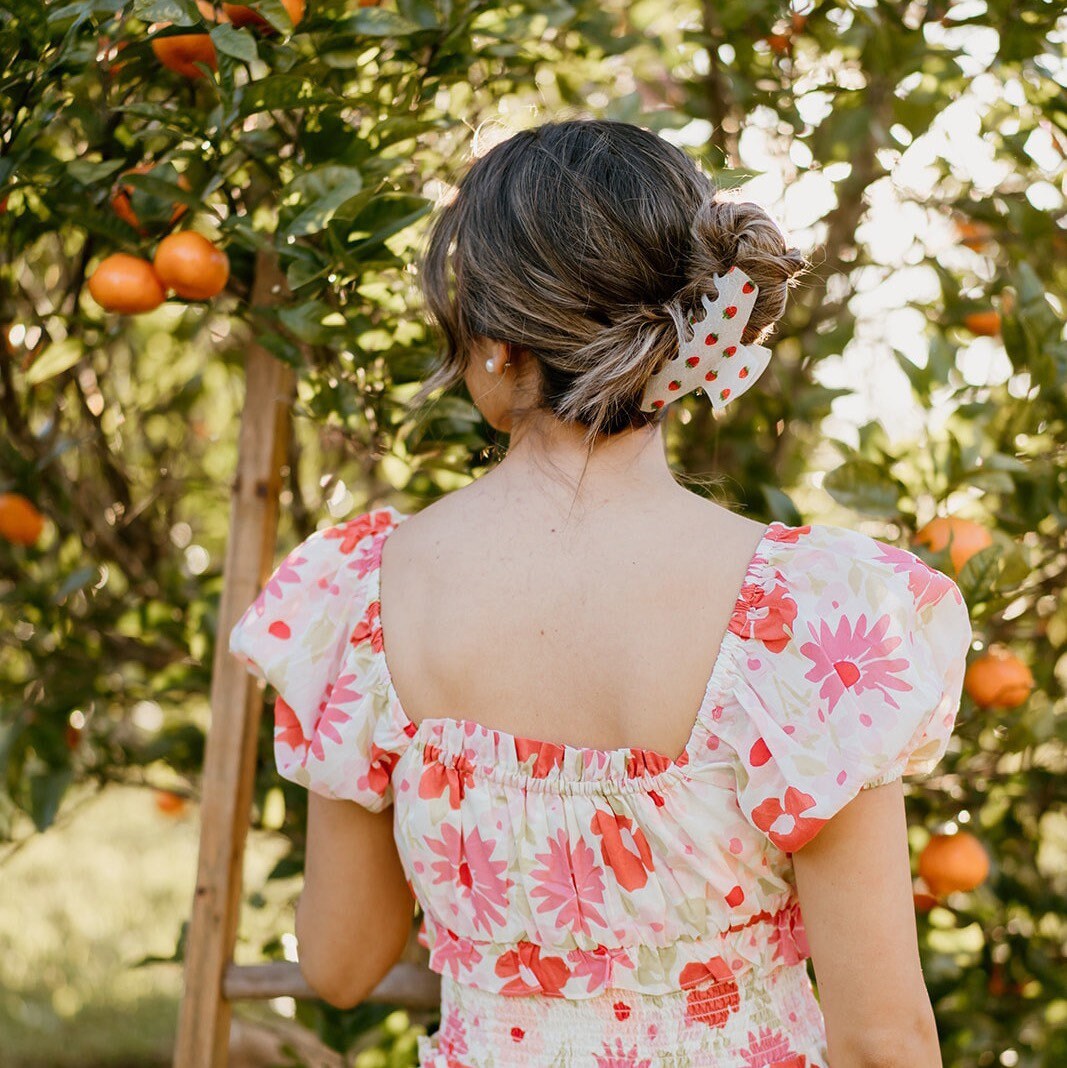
[{"left": 485, "top": 358, "right": 495, "bottom": 372}]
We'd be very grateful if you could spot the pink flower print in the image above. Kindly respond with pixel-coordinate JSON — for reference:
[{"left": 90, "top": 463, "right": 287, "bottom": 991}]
[
  {"left": 751, "top": 788, "right": 826, "bottom": 852},
  {"left": 323, "top": 510, "right": 395, "bottom": 555},
  {"left": 309, "top": 673, "right": 361, "bottom": 762},
  {"left": 437, "top": 1005, "right": 469, "bottom": 1059},
  {"left": 274, "top": 696, "right": 308, "bottom": 756},
  {"left": 426, "top": 825, "right": 511, "bottom": 935},
  {"left": 594, "top": 1039, "right": 652, "bottom": 1068},
  {"left": 429, "top": 925, "right": 483, "bottom": 979},
  {"left": 349, "top": 599, "right": 384, "bottom": 652},
  {"left": 768, "top": 900, "right": 811, "bottom": 966},
  {"left": 875, "top": 541, "right": 963, "bottom": 613},
  {"left": 419, "top": 744, "right": 476, "bottom": 809},
  {"left": 738, "top": 1027, "right": 797, "bottom": 1067},
  {"left": 678, "top": 956, "right": 740, "bottom": 1028},
  {"left": 730, "top": 568, "right": 798, "bottom": 653},
  {"left": 494, "top": 941, "right": 570, "bottom": 996},
  {"left": 800, "top": 611, "right": 911, "bottom": 716},
  {"left": 529, "top": 829, "right": 606, "bottom": 936},
  {"left": 566, "top": 944, "right": 635, "bottom": 993}
]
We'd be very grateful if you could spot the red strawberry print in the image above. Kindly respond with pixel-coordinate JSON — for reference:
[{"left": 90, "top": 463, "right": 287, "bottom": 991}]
[
  {"left": 723, "top": 306, "right": 737, "bottom": 319},
  {"left": 705, "top": 332, "right": 718, "bottom": 345},
  {"left": 668, "top": 380, "right": 681, "bottom": 391},
  {"left": 739, "top": 366, "right": 749, "bottom": 378},
  {"left": 685, "top": 356, "right": 700, "bottom": 367},
  {"left": 720, "top": 388, "right": 731, "bottom": 401},
  {"left": 705, "top": 369, "right": 718, "bottom": 382},
  {"left": 724, "top": 346, "right": 737, "bottom": 357}
]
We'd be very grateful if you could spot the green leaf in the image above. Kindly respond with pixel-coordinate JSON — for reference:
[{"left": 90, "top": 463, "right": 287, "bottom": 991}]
[
  {"left": 28, "top": 766, "right": 74, "bottom": 831},
  {"left": 238, "top": 75, "right": 339, "bottom": 115},
  {"left": 54, "top": 566, "right": 101, "bottom": 603},
  {"left": 822, "top": 459, "right": 906, "bottom": 518},
  {"left": 210, "top": 24, "right": 259, "bottom": 64},
  {"left": 24, "top": 338, "right": 83, "bottom": 385},
  {"left": 759, "top": 485, "right": 803, "bottom": 526},
  {"left": 132, "top": 0, "right": 202, "bottom": 25},
  {"left": 339, "top": 8, "right": 424, "bottom": 36},
  {"left": 284, "top": 165, "right": 363, "bottom": 238},
  {"left": 957, "top": 544, "right": 1000, "bottom": 603},
  {"left": 66, "top": 159, "right": 126, "bottom": 186}
]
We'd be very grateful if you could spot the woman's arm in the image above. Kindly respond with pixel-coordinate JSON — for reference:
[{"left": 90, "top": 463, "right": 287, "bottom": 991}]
[
  {"left": 792, "top": 779, "right": 942, "bottom": 1068},
  {"left": 294, "top": 793, "right": 413, "bottom": 1009}
]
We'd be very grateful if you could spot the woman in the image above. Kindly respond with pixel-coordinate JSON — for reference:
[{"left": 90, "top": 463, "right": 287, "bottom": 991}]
[{"left": 229, "top": 119, "right": 971, "bottom": 1067}]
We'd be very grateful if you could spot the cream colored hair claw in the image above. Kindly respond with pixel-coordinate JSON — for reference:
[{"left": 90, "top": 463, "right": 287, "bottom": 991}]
[{"left": 639, "top": 265, "right": 773, "bottom": 413}]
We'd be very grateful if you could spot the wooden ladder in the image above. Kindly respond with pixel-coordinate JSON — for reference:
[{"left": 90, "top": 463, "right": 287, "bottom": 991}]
[{"left": 173, "top": 254, "right": 438, "bottom": 1066}]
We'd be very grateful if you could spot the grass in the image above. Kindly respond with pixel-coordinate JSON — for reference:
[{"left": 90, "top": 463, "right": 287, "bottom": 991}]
[{"left": 0, "top": 782, "right": 293, "bottom": 1067}]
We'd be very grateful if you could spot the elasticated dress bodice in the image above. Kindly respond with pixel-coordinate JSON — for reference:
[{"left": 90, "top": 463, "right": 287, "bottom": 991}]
[{"left": 230, "top": 505, "right": 971, "bottom": 1066}]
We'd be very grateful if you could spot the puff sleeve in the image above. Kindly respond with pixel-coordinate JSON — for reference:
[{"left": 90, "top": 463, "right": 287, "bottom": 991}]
[
  {"left": 716, "top": 527, "right": 973, "bottom": 853},
  {"left": 227, "top": 509, "right": 410, "bottom": 812}
]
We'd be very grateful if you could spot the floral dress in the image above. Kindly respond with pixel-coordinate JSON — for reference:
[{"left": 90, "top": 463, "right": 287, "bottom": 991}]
[{"left": 229, "top": 505, "right": 972, "bottom": 1068}]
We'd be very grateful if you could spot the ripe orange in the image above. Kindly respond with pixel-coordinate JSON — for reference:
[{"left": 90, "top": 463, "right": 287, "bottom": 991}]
[
  {"left": 153, "top": 232, "right": 229, "bottom": 300},
  {"left": 223, "top": 0, "right": 305, "bottom": 29},
  {"left": 964, "top": 646, "right": 1034, "bottom": 709},
  {"left": 154, "top": 790, "right": 188, "bottom": 816},
  {"left": 110, "top": 164, "right": 191, "bottom": 232},
  {"left": 913, "top": 516, "right": 992, "bottom": 575},
  {"left": 88, "top": 254, "right": 167, "bottom": 314},
  {"left": 913, "top": 883, "right": 939, "bottom": 912},
  {"left": 151, "top": 32, "right": 218, "bottom": 78},
  {"left": 918, "top": 831, "right": 990, "bottom": 896},
  {"left": 0, "top": 493, "right": 46, "bottom": 546},
  {"left": 963, "top": 309, "right": 1001, "bottom": 337}
]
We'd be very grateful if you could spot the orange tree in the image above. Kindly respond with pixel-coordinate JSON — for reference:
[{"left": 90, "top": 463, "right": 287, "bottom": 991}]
[{"left": 1, "top": 0, "right": 1065, "bottom": 1063}]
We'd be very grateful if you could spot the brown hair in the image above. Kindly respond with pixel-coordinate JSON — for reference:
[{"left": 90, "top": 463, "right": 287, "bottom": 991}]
[{"left": 411, "top": 118, "right": 809, "bottom": 449}]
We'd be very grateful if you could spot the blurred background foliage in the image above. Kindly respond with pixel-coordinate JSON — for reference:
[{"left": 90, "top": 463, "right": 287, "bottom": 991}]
[{"left": 1, "top": 0, "right": 1065, "bottom": 1064}]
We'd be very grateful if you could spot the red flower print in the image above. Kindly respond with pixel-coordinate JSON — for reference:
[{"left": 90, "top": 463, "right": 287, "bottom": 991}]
[
  {"left": 769, "top": 899, "right": 811, "bottom": 966},
  {"left": 437, "top": 1006, "right": 469, "bottom": 1059},
  {"left": 800, "top": 611, "right": 911, "bottom": 716},
  {"left": 419, "top": 744, "right": 476, "bottom": 808},
  {"left": 751, "top": 787, "right": 826, "bottom": 852},
  {"left": 590, "top": 810, "right": 655, "bottom": 892},
  {"left": 678, "top": 955, "right": 740, "bottom": 1028},
  {"left": 765, "top": 523, "right": 811, "bottom": 546},
  {"left": 350, "top": 599, "right": 384, "bottom": 652},
  {"left": 529, "top": 829, "right": 607, "bottom": 936},
  {"left": 730, "top": 568, "right": 798, "bottom": 654},
  {"left": 323, "top": 510, "right": 394, "bottom": 555},
  {"left": 738, "top": 1026, "right": 799, "bottom": 1067},
  {"left": 612, "top": 1000, "right": 631, "bottom": 1021},
  {"left": 510, "top": 1027, "right": 524, "bottom": 1042},
  {"left": 358, "top": 743, "right": 399, "bottom": 799},
  {"left": 494, "top": 940, "right": 570, "bottom": 996},
  {"left": 626, "top": 748, "right": 673, "bottom": 777},
  {"left": 274, "top": 696, "right": 309, "bottom": 755},
  {"left": 566, "top": 944, "right": 635, "bottom": 993},
  {"left": 514, "top": 736, "right": 567, "bottom": 778},
  {"left": 594, "top": 1039, "right": 651, "bottom": 1068},
  {"left": 309, "top": 673, "right": 361, "bottom": 762},
  {"left": 260, "top": 551, "right": 306, "bottom": 603},
  {"left": 426, "top": 825, "right": 511, "bottom": 934},
  {"left": 875, "top": 541, "right": 964, "bottom": 614}
]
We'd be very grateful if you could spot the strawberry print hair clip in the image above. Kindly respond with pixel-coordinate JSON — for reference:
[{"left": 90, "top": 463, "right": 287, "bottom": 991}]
[{"left": 639, "top": 265, "right": 773, "bottom": 413}]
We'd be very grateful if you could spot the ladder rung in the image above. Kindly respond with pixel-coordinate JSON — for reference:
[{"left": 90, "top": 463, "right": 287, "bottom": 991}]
[{"left": 223, "top": 959, "right": 442, "bottom": 1009}]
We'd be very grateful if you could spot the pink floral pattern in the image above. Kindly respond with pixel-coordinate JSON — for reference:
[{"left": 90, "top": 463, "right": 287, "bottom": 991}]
[{"left": 229, "top": 505, "right": 972, "bottom": 1066}]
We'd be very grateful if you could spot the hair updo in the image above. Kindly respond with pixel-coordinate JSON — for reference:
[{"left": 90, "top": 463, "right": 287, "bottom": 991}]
[{"left": 412, "top": 118, "right": 810, "bottom": 446}]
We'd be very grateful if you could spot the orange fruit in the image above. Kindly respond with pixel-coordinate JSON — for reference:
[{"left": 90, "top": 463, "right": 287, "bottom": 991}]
[
  {"left": 963, "top": 309, "right": 1001, "bottom": 337},
  {"left": 964, "top": 646, "right": 1034, "bottom": 709},
  {"left": 88, "top": 254, "right": 166, "bottom": 314},
  {"left": 918, "top": 831, "right": 990, "bottom": 896},
  {"left": 913, "top": 883, "right": 939, "bottom": 912},
  {"left": 913, "top": 516, "right": 992, "bottom": 575},
  {"left": 153, "top": 232, "right": 229, "bottom": 300},
  {"left": 154, "top": 790, "right": 188, "bottom": 816},
  {"left": 151, "top": 31, "right": 218, "bottom": 79},
  {"left": 0, "top": 493, "right": 46, "bottom": 546},
  {"left": 223, "top": 0, "right": 305, "bottom": 29},
  {"left": 110, "top": 164, "right": 191, "bottom": 232}
]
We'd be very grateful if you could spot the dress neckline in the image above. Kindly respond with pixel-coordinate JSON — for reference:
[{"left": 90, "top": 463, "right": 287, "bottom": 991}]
[{"left": 369, "top": 504, "right": 780, "bottom": 771}]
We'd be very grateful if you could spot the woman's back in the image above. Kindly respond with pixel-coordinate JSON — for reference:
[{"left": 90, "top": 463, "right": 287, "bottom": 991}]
[{"left": 377, "top": 481, "right": 771, "bottom": 759}]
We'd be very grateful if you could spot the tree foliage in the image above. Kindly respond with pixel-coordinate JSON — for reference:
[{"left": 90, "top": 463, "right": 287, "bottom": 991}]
[{"left": 1, "top": 0, "right": 1065, "bottom": 1063}]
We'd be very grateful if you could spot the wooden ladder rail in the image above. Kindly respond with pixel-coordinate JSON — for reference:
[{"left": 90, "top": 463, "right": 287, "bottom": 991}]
[{"left": 173, "top": 252, "right": 438, "bottom": 1067}]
